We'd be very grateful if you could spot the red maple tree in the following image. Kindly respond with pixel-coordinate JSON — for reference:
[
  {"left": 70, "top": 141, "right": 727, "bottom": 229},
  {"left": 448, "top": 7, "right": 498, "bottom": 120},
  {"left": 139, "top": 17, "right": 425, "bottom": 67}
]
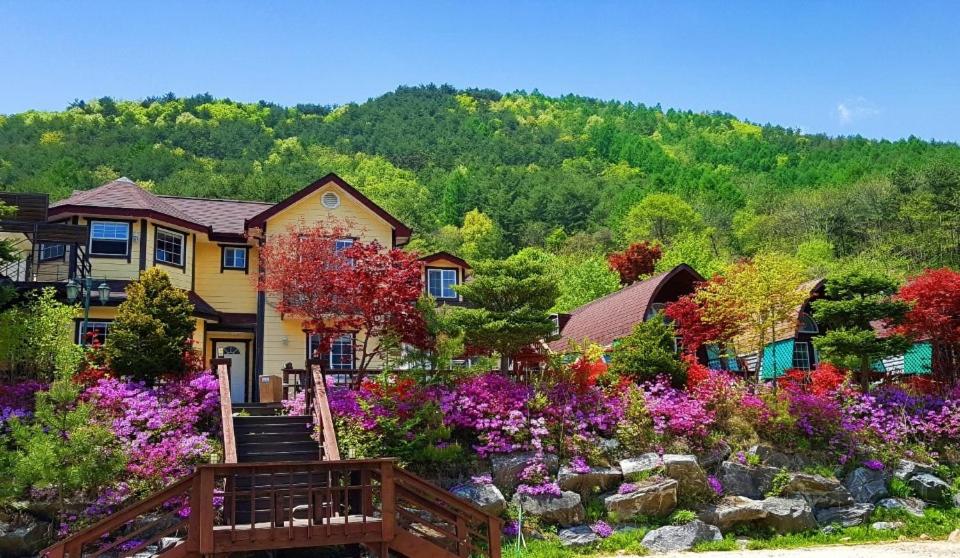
[
  {"left": 257, "top": 221, "right": 430, "bottom": 373},
  {"left": 896, "top": 268, "right": 960, "bottom": 384},
  {"left": 664, "top": 276, "right": 741, "bottom": 357},
  {"left": 607, "top": 241, "right": 663, "bottom": 285}
]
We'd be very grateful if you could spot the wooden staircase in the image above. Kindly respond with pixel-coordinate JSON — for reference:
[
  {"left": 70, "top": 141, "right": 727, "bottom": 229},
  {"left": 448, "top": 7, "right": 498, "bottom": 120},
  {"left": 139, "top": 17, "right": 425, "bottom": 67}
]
[{"left": 41, "top": 360, "right": 500, "bottom": 558}]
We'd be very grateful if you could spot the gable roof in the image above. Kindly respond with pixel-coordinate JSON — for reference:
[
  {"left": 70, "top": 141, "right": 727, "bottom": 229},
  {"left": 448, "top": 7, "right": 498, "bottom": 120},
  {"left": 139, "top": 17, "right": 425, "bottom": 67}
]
[
  {"left": 549, "top": 264, "right": 704, "bottom": 352},
  {"left": 419, "top": 251, "right": 471, "bottom": 269},
  {"left": 160, "top": 196, "right": 272, "bottom": 236},
  {"left": 244, "top": 173, "right": 413, "bottom": 242},
  {"left": 733, "top": 278, "right": 826, "bottom": 355}
]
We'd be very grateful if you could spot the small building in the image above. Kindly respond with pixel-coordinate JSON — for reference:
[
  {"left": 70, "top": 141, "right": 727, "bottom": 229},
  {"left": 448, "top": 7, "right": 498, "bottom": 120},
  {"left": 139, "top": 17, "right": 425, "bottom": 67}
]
[
  {"left": 871, "top": 321, "right": 932, "bottom": 376},
  {"left": 732, "top": 278, "right": 826, "bottom": 379},
  {"left": 548, "top": 264, "right": 704, "bottom": 353}
]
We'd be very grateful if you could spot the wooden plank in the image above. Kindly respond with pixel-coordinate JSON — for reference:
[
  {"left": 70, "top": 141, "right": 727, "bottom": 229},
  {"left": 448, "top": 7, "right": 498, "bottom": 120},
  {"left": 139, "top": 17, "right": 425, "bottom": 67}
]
[
  {"left": 389, "top": 529, "right": 458, "bottom": 558},
  {"left": 214, "top": 359, "right": 238, "bottom": 464},
  {"left": 0, "top": 192, "right": 48, "bottom": 223},
  {"left": 198, "top": 468, "right": 215, "bottom": 554},
  {"left": 380, "top": 462, "right": 395, "bottom": 543},
  {"left": 310, "top": 363, "right": 341, "bottom": 460}
]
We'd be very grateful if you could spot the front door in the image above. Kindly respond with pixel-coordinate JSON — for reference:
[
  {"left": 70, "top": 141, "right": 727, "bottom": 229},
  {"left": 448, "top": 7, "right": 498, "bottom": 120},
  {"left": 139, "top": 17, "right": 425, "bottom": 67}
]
[{"left": 215, "top": 341, "right": 247, "bottom": 403}]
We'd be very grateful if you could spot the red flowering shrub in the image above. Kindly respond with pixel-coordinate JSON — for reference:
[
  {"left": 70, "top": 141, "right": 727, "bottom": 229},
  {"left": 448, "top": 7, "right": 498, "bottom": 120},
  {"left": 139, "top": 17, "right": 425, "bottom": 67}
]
[{"left": 607, "top": 241, "right": 662, "bottom": 285}]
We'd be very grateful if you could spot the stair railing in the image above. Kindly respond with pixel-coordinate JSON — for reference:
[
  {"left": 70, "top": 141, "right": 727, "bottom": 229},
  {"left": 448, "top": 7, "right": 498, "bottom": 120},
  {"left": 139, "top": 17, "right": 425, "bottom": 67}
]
[
  {"left": 213, "top": 358, "right": 238, "bottom": 463},
  {"left": 307, "top": 359, "right": 341, "bottom": 460}
]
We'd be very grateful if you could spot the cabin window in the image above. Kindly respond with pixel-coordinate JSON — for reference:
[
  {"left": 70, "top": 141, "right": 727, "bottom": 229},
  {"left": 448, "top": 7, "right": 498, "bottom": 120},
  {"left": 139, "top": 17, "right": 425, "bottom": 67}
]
[
  {"left": 39, "top": 243, "right": 65, "bottom": 261},
  {"left": 77, "top": 320, "right": 112, "bottom": 346},
  {"left": 792, "top": 341, "right": 812, "bottom": 370},
  {"left": 798, "top": 313, "right": 819, "bottom": 333},
  {"left": 308, "top": 333, "right": 355, "bottom": 370},
  {"left": 222, "top": 246, "right": 248, "bottom": 271},
  {"left": 89, "top": 221, "right": 130, "bottom": 257},
  {"left": 645, "top": 303, "right": 667, "bottom": 321},
  {"left": 427, "top": 268, "right": 458, "bottom": 299},
  {"left": 155, "top": 227, "right": 185, "bottom": 267},
  {"left": 334, "top": 238, "right": 354, "bottom": 252}
]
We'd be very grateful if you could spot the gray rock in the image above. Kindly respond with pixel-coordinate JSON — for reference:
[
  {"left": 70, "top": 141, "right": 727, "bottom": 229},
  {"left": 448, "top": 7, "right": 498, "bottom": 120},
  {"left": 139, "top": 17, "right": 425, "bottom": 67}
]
[
  {"left": 954, "top": 492, "right": 960, "bottom": 509},
  {"left": 491, "top": 452, "right": 559, "bottom": 493},
  {"left": 872, "top": 521, "right": 905, "bottom": 531},
  {"left": 620, "top": 453, "right": 662, "bottom": 478},
  {"left": 641, "top": 520, "right": 722, "bottom": 553},
  {"left": 782, "top": 473, "right": 854, "bottom": 509},
  {"left": 750, "top": 444, "right": 806, "bottom": 470},
  {"left": 698, "top": 496, "right": 767, "bottom": 531},
  {"left": 908, "top": 473, "right": 951, "bottom": 504},
  {"left": 598, "top": 437, "right": 620, "bottom": 455},
  {"left": 557, "top": 465, "right": 622, "bottom": 499},
  {"left": 760, "top": 497, "right": 817, "bottom": 533},
  {"left": 877, "top": 497, "right": 927, "bottom": 517},
  {"left": 662, "top": 454, "right": 711, "bottom": 503},
  {"left": 0, "top": 519, "right": 51, "bottom": 558},
  {"left": 844, "top": 467, "right": 889, "bottom": 504},
  {"left": 894, "top": 459, "right": 935, "bottom": 481},
  {"left": 718, "top": 461, "right": 779, "bottom": 500},
  {"left": 699, "top": 441, "right": 732, "bottom": 469},
  {"left": 558, "top": 525, "right": 599, "bottom": 547},
  {"left": 451, "top": 481, "right": 507, "bottom": 516},
  {"left": 511, "top": 490, "right": 585, "bottom": 527},
  {"left": 814, "top": 504, "right": 874, "bottom": 527},
  {"left": 604, "top": 478, "right": 678, "bottom": 518}
]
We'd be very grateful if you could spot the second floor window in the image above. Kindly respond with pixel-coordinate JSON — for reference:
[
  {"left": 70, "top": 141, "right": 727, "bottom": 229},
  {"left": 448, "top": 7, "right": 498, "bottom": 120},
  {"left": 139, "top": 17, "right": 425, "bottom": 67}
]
[
  {"left": 39, "top": 243, "right": 65, "bottom": 261},
  {"left": 90, "top": 221, "right": 130, "bottom": 257},
  {"left": 155, "top": 228, "right": 185, "bottom": 266},
  {"left": 222, "top": 246, "right": 248, "bottom": 271},
  {"left": 427, "top": 268, "right": 458, "bottom": 299},
  {"left": 78, "top": 320, "right": 112, "bottom": 346}
]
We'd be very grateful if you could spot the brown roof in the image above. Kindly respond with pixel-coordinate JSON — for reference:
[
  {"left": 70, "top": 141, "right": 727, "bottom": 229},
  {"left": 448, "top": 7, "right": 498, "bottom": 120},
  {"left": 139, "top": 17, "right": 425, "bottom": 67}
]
[
  {"left": 419, "top": 251, "right": 471, "bottom": 269},
  {"left": 160, "top": 196, "right": 271, "bottom": 235},
  {"left": 733, "top": 278, "right": 826, "bottom": 354},
  {"left": 548, "top": 264, "right": 703, "bottom": 352}
]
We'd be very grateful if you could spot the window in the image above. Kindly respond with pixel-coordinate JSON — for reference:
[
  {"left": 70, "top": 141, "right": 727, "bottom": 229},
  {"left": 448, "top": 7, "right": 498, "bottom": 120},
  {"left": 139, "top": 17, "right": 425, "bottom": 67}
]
[
  {"left": 792, "top": 341, "right": 812, "bottom": 370},
  {"left": 89, "top": 221, "right": 130, "bottom": 256},
  {"left": 334, "top": 238, "right": 354, "bottom": 252},
  {"left": 39, "top": 243, "right": 65, "bottom": 261},
  {"left": 645, "top": 303, "right": 667, "bottom": 321},
  {"left": 222, "top": 246, "right": 248, "bottom": 271},
  {"left": 798, "top": 313, "right": 819, "bottom": 333},
  {"left": 155, "top": 228, "right": 185, "bottom": 266},
  {"left": 308, "top": 333, "right": 355, "bottom": 370},
  {"left": 427, "top": 268, "right": 458, "bottom": 299},
  {"left": 77, "top": 320, "right": 112, "bottom": 346}
]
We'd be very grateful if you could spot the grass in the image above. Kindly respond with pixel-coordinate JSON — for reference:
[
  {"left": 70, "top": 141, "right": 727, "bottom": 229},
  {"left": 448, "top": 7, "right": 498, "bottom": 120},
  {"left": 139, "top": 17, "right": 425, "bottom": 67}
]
[{"left": 503, "top": 507, "right": 960, "bottom": 557}]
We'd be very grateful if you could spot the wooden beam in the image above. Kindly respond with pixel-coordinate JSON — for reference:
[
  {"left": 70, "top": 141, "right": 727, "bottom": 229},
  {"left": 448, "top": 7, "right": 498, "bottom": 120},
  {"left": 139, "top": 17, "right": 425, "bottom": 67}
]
[{"left": 214, "top": 359, "right": 238, "bottom": 464}]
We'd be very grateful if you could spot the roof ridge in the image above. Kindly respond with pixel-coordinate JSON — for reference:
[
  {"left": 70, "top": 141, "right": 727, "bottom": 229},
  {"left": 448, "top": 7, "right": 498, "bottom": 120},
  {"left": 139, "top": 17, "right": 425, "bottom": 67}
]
[{"left": 159, "top": 194, "right": 273, "bottom": 205}]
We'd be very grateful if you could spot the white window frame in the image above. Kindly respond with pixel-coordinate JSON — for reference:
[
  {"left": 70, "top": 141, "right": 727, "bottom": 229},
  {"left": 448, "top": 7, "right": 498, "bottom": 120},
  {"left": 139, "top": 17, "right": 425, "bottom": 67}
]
[
  {"left": 222, "top": 246, "right": 247, "bottom": 270},
  {"left": 77, "top": 320, "right": 112, "bottom": 346},
  {"left": 792, "top": 341, "right": 812, "bottom": 371},
  {"left": 308, "top": 333, "right": 355, "bottom": 370},
  {"left": 154, "top": 227, "right": 185, "bottom": 267},
  {"left": 89, "top": 220, "right": 130, "bottom": 257},
  {"left": 427, "top": 268, "right": 458, "bottom": 299}
]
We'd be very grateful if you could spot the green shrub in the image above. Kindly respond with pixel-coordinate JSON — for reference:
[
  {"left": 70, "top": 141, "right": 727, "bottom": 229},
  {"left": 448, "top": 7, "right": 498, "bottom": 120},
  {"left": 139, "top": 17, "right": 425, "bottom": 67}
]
[
  {"left": 669, "top": 509, "right": 697, "bottom": 525},
  {"left": 0, "top": 288, "right": 81, "bottom": 379},
  {"left": 608, "top": 317, "right": 686, "bottom": 386},
  {"left": 105, "top": 268, "right": 196, "bottom": 381},
  {"left": 766, "top": 469, "right": 792, "bottom": 497}
]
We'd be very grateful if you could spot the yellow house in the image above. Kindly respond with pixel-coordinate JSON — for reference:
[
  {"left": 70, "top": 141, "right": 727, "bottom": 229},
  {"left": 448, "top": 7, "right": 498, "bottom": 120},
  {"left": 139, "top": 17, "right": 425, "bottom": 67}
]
[{"left": 1, "top": 174, "right": 467, "bottom": 402}]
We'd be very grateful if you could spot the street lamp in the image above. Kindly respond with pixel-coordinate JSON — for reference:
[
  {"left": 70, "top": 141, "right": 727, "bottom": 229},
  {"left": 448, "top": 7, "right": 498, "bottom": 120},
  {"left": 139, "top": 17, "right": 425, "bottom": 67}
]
[{"left": 66, "top": 278, "right": 111, "bottom": 344}]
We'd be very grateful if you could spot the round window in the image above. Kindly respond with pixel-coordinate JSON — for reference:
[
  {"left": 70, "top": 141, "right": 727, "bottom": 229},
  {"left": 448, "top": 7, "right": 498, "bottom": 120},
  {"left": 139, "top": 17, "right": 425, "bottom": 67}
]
[{"left": 321, "top": 191, "right": 340, "bottom": 209}]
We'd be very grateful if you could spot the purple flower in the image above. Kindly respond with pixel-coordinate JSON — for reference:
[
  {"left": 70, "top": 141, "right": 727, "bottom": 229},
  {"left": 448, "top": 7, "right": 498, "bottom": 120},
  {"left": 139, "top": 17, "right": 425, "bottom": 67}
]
[
  {"left": 862, "top": 459, "right": 885, "bottom": 471},
  {"left": 618, "top": 482, "right": 639, "bottom": 495},
  {"left": 591, "top": 520, "right": 613, "bottom": 538},
  {"left": 708, "top": 475, "right": 723, "bottom": 496},
  {"left": 471, "top": 474, "right": 493, "bottom": 485},
  {"left": 503, "top": 520, "right": 520, "bottom": 537},
  {"left": 516, "top": 482, "right": 562, "bottom": 497},
  {"left": 569, "top": 455, "right": 591, "bottom": 474}
]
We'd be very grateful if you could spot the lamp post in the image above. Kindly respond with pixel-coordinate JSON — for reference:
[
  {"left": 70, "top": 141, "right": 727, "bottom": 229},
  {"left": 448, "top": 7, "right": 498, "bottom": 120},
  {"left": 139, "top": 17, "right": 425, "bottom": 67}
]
[{"left": 65, "top": 277, "right": 111, "bottom": 343}]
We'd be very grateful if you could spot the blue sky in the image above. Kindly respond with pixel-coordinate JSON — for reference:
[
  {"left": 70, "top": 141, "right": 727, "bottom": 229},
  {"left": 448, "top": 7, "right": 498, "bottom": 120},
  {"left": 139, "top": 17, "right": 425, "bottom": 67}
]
[{"left": 2, "top": 1, "right": 959, "bottom": 141}]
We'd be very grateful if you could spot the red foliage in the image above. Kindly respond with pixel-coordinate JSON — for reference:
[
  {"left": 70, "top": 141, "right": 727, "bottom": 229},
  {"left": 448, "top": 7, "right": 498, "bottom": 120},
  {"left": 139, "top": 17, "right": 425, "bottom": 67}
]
[
  {"left": 570, "top": 356, "right": 607, "bottom": 392},
  {"left": 258, "top": 221, "right": 430, "bottom": 370},
  {"left": 607, "top": 242, "right": 663, "bottom": 285},
  {"left": 780, "top": 363, "right": 846, "bottom": 395},
  {"left": 683, "top": 354, "right": 711, "bottom": 390},
  {"left": 896, "top": 268, "right": 960, "bottom": 383},
  {"left": 664, "top": 277, "right": 741, "bottom": 355}
]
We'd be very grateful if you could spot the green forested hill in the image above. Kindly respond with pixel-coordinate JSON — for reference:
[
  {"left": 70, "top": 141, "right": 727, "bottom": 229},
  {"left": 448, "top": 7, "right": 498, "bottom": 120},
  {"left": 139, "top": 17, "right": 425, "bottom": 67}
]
[{"left": 2, "top": 85, "right": 960, "bottom": 305}]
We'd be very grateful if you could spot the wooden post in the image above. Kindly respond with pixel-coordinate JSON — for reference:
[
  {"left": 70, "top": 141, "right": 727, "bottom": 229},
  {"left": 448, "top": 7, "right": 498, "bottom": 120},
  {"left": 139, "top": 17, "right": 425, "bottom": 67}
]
[
  {"left": 379, "top": 462, "right": 395, "bottom": 544},
  {"left": 488, "top": 516, "right": 502, "bottom": 558},
  {"left": 198, "top": 466, "right": 216, "bottom": 554},
  {"left": 310, "top": 360, "right": 341, "bottom": 460},
  {"left": 213, "top": 358, "right": 237, "bottom": 464},
  {"left": 186, "top": 473, "right": 203, "bottom": 554},
  {"left": 456, "top": 516, "right": 469, "bottom": 557}
]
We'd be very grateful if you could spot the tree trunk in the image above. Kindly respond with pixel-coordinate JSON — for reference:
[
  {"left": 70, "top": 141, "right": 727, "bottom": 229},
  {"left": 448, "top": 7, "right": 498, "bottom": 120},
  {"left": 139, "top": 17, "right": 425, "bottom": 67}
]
[
  {"left": 858, "top": 355, "right": 871, "bottom": 391},
  {"left": 499, "top": 354, "right": 510, "bottom": 375}
]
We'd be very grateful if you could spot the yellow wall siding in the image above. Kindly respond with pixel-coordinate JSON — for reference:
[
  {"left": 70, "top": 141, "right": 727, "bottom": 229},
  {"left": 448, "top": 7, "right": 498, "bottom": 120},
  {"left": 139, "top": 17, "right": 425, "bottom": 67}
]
[
  {"left": 78, "top": 217, "right": 194, "bottom": 290},
  {"left": 422, "top": 257, "right": 468, "bottom": 302},
  {"left": 194, "top": 240, "right": 258, "bottom": 314},
  {"left": 259, "top": 181, "right": 395, "bottom": 377}
]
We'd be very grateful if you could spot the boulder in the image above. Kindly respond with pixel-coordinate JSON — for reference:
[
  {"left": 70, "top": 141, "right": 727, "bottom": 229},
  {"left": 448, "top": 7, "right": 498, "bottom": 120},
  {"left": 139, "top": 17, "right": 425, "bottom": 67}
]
[
  {"left": 450, "top": 482, "right": 507, "bottom": 516},
  {"left": 814, "top": 504, "right": 874, "bottom": 527},
  {"left": 604, "top": 478, "right": 678, "bottom": 518},
  {"left": 697, "top": 496, "right": 767, "bottom": 531},
  {"left": 662, "top": 454, "right": 711, "bottom": 503},
  {"left": 750, "top": 444, "right": 806, "bottom": 470},
  {"left": 954, "top": 492, "right": 960, "bottom": 509},
  {"left": 844, "top": 467, "right": 889, "bottom": 504},
  {"left": 781, "top": 473, "right": 854, "bottom": 509},
  {"left": 620, "top": 453, "right": 661, "bottom": 478},
  {"left": 511, "top": 491, "right": 584, "bottom": 527},
  {"left": 759, "top": 497, "right": 817, "bottom": 534},
  {"left": 718, "top": 461, "right": 779, "bottom": 500},
  {"left": 557, "top": 465, "right": 622, "bottom": 499},
  {"left": 893, "top": 459, "right": 936, "bottom": 481},
  {"left": 908, "top": 473, "right": 951, "bottom": 504},
  {"left": 0, "top": 519, "right": 51, "bottom": 558},
  {"left": 558, "top": 525, "right": 599, "bottom": 547},
  {"left": 872, "top": 521, "right": 905, "bottom": 531},
  {"left": 491, "top": 452, "right": 559, "bottom": 493},
  {"left": 641, "top": 520, "right": 722, "bottom": 553},
  {"left": 948, "top": 529, "right": 960, "bottom": 542},
  {"left": 877, "top": 497, "right": 927, "bottom": 518},
  {"left": 698, "top": 441, "right": 732, "bottom": 469}
]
